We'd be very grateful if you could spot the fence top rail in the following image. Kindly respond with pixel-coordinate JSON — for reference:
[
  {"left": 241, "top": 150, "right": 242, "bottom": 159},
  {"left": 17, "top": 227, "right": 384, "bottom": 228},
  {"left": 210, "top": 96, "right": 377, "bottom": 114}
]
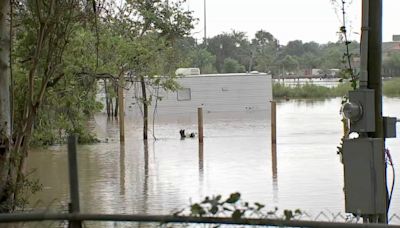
[{"left": 0, "top": 213, "right": 399, "bottom": 228}]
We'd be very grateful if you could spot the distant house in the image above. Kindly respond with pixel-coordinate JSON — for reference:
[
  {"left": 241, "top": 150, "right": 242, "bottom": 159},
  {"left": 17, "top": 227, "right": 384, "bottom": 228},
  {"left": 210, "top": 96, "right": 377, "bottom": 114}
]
[{"left": 124, "top": 73, "right": 272, "bottom": 120}]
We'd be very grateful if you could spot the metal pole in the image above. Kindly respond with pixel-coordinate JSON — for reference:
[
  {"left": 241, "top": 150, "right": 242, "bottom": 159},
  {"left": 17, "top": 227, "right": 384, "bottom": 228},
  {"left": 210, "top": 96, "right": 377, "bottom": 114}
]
[
  {"left": 67, "top": 135, "right": 82, "bottom": 228},
  {"left": 367, "top": 0, "right": 387, "bottom": 223},
  {"left": 203, "top": 0, "right": 207, "bottom": 46},
  {"left": 0, "top": 213, "right": 397, "bottom": 228},
  {"left": 198, "top": 107, "right": 204, "bottom": 144}
]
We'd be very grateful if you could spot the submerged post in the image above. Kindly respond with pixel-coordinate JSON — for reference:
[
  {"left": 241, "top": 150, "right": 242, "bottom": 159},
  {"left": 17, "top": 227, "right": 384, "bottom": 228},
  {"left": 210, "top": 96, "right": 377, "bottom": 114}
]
[
  {"left": 118, "top": 75, "right": 125, "bottom": 142},
  {"left": 198, "top": 107, "right": 204, "bottom": 144},
  {"left": 67, "top": 135, "right": 82, "bottom": 228},
  {"left": 270, "top": 101, "right": 277, "bottom": 176}
]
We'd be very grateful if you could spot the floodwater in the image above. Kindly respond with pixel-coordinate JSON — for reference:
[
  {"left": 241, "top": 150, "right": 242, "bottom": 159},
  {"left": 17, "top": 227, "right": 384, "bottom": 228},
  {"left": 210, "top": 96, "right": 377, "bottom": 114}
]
[{"left": 27, "top": 98, "right": 400, "bottom": 225}]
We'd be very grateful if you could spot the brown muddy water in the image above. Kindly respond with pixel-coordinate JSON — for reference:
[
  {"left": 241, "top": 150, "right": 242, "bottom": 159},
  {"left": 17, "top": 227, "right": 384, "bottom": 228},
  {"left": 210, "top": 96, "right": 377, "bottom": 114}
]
[{"left": 26, "top": 98, "right": 400, "bottom": 226}]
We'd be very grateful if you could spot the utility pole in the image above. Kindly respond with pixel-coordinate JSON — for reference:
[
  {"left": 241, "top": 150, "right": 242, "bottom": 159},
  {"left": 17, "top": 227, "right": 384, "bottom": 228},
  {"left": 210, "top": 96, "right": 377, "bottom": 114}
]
[
  {"left": 341, "top": 0, "right": 393, "bottom": 224},
  {"left": 366, "top": 0, "right": 386, "bottom": 223}
]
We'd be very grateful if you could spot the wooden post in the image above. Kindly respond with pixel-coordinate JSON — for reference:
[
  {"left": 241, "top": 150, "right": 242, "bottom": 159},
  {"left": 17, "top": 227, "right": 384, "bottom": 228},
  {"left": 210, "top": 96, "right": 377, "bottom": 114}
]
[
  {"left": 118, "top": 75, "right": 125, "bottom": 142},
  {"left": 271, "top": 101, "right": 277, "bottom": 177},
  {"left": 67, "top": 135, "right": 82, "bottom": 228},
  {"left": 198, "top": 107, "right": 204, "bottom": 144}
]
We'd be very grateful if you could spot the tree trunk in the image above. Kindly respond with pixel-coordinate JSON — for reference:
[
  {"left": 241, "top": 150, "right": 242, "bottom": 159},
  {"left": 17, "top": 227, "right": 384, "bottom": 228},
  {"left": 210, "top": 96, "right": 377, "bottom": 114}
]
[
  {"left": 140, "top": 76, "right": 148, "bottom": 140},
  {"left": 0, "top": 0, "right": 12, "bottom": 210},
  {"left": 114, "top": 83, "right": 118, "bottom": 117},
  {"left": 104, "top": 79, "right": 110, "bottom": 117},
  {"left": 114, "top": 97, "right": 118, "bottom": 117}
]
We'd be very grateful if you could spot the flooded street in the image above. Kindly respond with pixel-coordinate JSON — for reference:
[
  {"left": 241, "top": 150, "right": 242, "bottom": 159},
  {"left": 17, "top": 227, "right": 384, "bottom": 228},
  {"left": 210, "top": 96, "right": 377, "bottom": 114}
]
[{"left": 27, "top": 98, "right": 400, "bottom": 221}]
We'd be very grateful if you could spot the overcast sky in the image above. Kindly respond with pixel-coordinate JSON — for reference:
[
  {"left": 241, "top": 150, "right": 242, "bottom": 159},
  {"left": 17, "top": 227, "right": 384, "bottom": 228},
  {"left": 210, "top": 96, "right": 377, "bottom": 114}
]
[{"left": 184, "top": 0, "right": 399, "bottom": 45}]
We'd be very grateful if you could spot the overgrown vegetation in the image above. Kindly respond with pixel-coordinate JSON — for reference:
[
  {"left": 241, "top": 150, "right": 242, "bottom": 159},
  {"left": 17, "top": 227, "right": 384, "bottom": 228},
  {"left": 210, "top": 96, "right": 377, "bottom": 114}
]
[
  {"left": 0, "top": 0, "right": 194, "bottom": 212},
  {"left": 273, "top": 82, "right": 351, "bottom": 99},
  {"left": 273, "top": 78, "right": 400, "bottom": 99}
]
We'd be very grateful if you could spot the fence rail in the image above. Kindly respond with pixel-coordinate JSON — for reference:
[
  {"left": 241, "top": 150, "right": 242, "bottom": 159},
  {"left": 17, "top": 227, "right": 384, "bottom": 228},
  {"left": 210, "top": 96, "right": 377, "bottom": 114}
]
[{"left": 0, "top": 212, "right": 399, "bottom": 228}]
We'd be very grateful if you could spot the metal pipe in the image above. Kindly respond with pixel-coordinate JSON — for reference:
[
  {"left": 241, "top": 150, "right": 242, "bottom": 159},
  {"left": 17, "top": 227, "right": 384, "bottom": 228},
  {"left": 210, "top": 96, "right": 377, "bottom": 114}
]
[
  {"left": 204, "top": 0, "right": 207, "bottom": 46},
  {"left": 359, "top": 0, "right": 369, "bottom": 88},
  {"left": 0, "top": 213, "right": 397, "bottom": 227},
  {"left": 366, "top": 0, "right": 386, "bottom": 223}
]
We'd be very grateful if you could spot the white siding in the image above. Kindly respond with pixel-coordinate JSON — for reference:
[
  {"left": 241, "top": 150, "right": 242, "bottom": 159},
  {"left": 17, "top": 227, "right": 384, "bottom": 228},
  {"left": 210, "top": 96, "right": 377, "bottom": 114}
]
[{"left": 125, "top": 73, "right": 272, "bottom": 119}]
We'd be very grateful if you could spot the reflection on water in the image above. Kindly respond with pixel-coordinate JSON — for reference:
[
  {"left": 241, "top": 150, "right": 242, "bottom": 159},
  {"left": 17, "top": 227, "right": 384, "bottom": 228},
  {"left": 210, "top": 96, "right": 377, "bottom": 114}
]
[
  {"left": 119, "top": 142, "right": 125, "bottom": 196},
  {"left": 27, "top": 98, "right": 400, "bottom": 224}
]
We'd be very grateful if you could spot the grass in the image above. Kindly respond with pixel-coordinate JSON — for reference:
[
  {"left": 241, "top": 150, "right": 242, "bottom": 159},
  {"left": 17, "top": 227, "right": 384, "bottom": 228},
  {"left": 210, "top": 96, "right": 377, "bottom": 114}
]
[
  {"left": 383, "top": 78, "right": 400, "bottom": 97},
  {"left": 273, "top": 78, "right": 400, "bottom": 99},
  {"left": 273, "top": 82, "right": 351, "bottom": 99}
]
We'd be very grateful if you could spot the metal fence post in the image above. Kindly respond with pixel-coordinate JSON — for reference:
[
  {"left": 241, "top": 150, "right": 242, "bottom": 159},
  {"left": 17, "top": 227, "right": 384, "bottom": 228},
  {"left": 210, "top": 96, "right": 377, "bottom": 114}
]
[{"left": 67, "top": 134, "right": 82, "bottom": 228}]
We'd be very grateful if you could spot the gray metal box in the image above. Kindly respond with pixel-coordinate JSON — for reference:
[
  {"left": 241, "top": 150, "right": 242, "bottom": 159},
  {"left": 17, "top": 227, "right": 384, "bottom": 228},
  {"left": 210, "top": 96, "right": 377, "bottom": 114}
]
[
  {"left": 349, "top": 89, "right": 375, "bottom": 133},
  {"left": 342, "top": 138, "right": 386, "bottom": 214},
  {"left": 383, "top": 116, "right": 397, "bottom": 138}
]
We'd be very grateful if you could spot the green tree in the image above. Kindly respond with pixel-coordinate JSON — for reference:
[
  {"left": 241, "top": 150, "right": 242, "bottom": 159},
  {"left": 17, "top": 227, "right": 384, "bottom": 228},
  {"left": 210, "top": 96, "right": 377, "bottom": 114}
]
[
  {"left": 189, "top": 48, "right": 217, "bottom": 74},
  {"left": 0, "top": 0, "right": 95, "bottom": 211},
  {"left": 0, "top": 0, "right": 12, "bottom": 212},
  {"left": 207, "top": 31, "right": 251, "bottom": 73},
  {"left": 251, "top": 30, "right": 279, "bottom": 73},
  {"left": 383, "top": 52, "right": 400, "bottom": 77},
  {"left": 109, "top": 0, "right": 194, "bottom": 140},
  {"left": 223, "top": 58, "right": 245, "bottom": 73},
  {"left": 279, "top": 55, "right": 299, "bottom": 73}
]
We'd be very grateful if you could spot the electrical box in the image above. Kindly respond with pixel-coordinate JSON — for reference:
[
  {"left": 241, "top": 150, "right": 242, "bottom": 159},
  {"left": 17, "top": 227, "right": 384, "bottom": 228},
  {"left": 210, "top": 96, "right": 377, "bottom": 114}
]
[
  {"left": 383, "top": 116, "right": 397, "bottom": 138},
  {"left": 348, "top": 89, "right": 375, "bottom": 133},
  {"left": 342, "top": 138, "right": 386, "bottom": 214}
]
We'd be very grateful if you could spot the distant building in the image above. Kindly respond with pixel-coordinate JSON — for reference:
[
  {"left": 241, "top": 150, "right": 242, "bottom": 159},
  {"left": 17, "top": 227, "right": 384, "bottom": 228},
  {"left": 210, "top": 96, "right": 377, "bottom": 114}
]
[{"left": 382, "top": 35, "right": 400, "bottom": 56}]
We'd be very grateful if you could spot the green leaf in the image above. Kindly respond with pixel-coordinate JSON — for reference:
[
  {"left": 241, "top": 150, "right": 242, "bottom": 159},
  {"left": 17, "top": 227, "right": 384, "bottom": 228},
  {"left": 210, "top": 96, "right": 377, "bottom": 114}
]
[
  {"left": 283, "top": 210, "right": 293, "bottom": 220},
  {"left": 210, "top": 205, "right": 218, "bottom": 215},
  {"left": 190, "top": 203, "right": 206, "bottom": 216},
  {"left": 225, "top": 192, "right": 241, "bottom": 204},
  {"left": 232, "top": 209, "right": 243, "bottom": 219},
  {"left": 254, "top": 202, "right": 265, "bottom": 210}
]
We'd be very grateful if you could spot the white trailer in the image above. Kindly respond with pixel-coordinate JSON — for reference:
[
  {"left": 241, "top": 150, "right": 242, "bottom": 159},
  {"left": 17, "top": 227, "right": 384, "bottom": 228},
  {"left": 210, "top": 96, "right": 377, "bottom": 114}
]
[{"left": 123, "top": 73, "right": 272, "bottom": 121}]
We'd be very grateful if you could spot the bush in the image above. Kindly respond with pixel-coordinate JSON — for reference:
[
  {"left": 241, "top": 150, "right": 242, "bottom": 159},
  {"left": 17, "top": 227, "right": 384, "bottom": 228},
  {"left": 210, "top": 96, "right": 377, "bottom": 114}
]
[
  {"left": 383, "top": 78, "right": 400, "bottom": 97},
  {"left": 273, "top": 82, "right": 350, "bottom": 99}
]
